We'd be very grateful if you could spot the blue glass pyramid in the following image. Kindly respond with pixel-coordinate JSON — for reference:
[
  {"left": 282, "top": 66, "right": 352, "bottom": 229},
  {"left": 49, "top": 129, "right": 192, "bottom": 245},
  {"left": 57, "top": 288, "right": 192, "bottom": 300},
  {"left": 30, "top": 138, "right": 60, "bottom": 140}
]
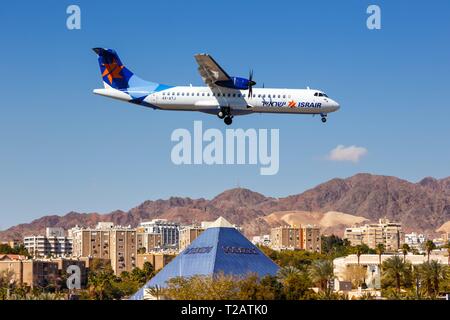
[{"left": 130, "top": 219, "right": 279, "bottom": 300}]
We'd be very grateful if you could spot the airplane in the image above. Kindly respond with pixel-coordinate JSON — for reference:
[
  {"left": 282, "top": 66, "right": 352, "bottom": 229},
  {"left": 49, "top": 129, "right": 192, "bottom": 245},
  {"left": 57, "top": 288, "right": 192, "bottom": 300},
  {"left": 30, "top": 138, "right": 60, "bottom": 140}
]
[{"left": 92, "top": 48, "right": 340, "bottom": 125}]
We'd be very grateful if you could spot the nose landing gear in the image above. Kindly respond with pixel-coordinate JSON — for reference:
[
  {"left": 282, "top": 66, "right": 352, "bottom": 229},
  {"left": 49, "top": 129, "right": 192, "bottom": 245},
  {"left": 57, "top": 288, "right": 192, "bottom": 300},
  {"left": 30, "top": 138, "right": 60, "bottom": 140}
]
[{"left": 320, "top": 113, "right": 327, "bottom": 123}]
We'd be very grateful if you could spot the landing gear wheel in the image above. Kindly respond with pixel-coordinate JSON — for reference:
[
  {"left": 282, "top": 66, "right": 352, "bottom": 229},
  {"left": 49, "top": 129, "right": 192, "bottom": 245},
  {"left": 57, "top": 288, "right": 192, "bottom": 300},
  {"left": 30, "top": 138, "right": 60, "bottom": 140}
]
[
  {"left": 224, "top": 116, "right": 233, "bottom": 125},
  {"left": 217, "top": 111, "right": 225, "bottom": 119},
  {"left": 321, "top": 117, "right": 327, "bottom": 123}
]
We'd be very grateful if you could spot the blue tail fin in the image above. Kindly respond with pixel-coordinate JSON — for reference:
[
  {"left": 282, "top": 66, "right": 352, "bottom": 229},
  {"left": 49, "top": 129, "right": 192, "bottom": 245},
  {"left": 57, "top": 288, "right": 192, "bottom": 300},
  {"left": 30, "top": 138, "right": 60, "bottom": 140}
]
[{"left": 93, "top": 48, "right": 149, "bottom": 90}]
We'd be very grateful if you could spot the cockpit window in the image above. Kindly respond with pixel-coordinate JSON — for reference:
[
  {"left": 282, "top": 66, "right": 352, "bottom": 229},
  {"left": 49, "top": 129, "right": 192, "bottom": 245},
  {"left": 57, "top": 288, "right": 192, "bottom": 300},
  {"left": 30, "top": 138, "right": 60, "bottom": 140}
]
[
  {"left": 323, "top": 93, "right": 328, "bottom": 97},
  {"left": 314, "top": 92, "right": 328, "bottom": 97}
]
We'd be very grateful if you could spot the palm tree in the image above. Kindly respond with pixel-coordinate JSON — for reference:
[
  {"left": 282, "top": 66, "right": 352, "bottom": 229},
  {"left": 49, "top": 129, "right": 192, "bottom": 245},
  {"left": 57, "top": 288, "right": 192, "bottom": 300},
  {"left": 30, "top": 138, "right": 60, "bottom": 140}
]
[
  {"left": 376, "top": 243, "right": 385, "bottom": 267},
  {"left": 418, "top": 260, "right": 448, "bottom": 298},
  {"left": 381, "top": 255, "right": 410, "bottom": 293},
  {"left": 402, "top": 243, "right": 410, "bottom": 263},
  {"left": 424, "top": 240, "right": 436, "bottom": 262},
  {"left": 309, "top": 260, "right": 335, "bottom": 296},
  {"left": 276, "top": 266, "right": 301, "bottom": 285},
  {"left": 147, "top": 285, "right": 163, "bottom": 300},
  {"left": 355, "top": 245, "right": 363, "bottom": 266}
]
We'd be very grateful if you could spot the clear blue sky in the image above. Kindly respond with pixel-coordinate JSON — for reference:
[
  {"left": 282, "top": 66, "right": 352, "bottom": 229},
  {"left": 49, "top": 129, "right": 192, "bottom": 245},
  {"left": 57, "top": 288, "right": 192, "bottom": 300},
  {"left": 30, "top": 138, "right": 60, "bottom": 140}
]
[{"left": 1, "top": 1, "right": 449, "bottom": 229}]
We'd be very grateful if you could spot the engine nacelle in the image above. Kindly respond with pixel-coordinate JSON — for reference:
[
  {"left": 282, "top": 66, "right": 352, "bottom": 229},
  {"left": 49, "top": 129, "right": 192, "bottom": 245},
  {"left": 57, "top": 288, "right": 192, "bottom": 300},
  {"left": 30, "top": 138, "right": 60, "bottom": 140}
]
[{"left": 215, "top": 77, "right": 255, "bottom": 90}]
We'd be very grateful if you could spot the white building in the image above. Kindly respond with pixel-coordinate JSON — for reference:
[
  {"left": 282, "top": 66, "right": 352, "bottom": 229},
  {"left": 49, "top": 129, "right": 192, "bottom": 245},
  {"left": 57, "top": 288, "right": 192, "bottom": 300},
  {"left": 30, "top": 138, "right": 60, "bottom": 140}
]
[
  {"left": 251, "top": 235, "right": 271, "bottom": 247},
  {"left": 139, "top": 219, "right": 180, "bottom": 250},
  {"left": 24, "top": 227, "right": 72, "bottom": 258},
  {"left": 333, "top": 253, "right": 449, "bottom": 290},
  {"left": 404, "top": 232, "right": 426, "bottom": 250}
]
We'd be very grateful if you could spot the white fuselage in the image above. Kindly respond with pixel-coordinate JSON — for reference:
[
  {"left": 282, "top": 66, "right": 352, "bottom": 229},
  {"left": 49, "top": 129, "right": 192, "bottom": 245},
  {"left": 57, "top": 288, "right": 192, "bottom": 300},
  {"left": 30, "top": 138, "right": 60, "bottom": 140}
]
[{"left": 94, "top": 86, "right": 340, "bottom": 116}]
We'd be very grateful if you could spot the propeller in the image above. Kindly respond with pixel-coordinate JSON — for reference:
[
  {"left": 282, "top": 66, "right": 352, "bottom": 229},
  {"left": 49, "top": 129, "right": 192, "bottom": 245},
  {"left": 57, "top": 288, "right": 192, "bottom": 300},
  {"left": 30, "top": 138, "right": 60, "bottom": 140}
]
[{"left": 248, "top": 70, "right": 256, "bottom": 97}]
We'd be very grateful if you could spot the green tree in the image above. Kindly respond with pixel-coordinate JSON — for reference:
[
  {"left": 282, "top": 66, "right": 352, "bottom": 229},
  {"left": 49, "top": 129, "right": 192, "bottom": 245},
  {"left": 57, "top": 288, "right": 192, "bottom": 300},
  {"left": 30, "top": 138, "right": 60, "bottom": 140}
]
[
  {"left": 355, "top": 245, "right": 363, "bottom": 265},
  {"left": 308, "top": 260, "right": 335, "bottom": 296},
  {"left": 381, "top": 255, "right": 412, "bottom": 293},
  {"left": 276, "top": 266, "right": 313, "bottom": 300},
  {"left": 402, "top": 243, "right": 410, "bottom": 263},
  {"left": 424, "top": 240, "right": 436, "bottom": 263},
  {"left": 376, "top": 243, "right": 385, "bottom": 267},
  {"left": 418, "top": 260, "right": 448, "bottom": 298}
]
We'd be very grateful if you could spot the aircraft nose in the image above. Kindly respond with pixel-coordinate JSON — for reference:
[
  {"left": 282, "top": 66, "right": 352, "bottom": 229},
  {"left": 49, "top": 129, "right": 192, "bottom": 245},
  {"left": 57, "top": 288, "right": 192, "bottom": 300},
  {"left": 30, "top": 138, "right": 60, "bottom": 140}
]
[{"left": 330, "top": 99, "right": 340, "bottom": 111}]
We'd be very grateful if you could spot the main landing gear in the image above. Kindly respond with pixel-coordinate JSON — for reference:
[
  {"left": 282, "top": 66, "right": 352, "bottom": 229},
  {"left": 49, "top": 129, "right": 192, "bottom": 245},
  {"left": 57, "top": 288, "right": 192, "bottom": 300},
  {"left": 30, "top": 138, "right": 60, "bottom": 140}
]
[
  {"left": 218, "top": 107, "right": 233, "bottom": 125},
  {"left": 321, "top": 113, "right": 327, "bottom": 123}
]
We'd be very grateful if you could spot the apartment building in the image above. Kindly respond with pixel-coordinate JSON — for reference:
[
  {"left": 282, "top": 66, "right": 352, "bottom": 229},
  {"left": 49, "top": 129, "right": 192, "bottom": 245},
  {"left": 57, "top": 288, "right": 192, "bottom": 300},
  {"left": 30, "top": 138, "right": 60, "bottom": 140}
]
[
  {"left": 136, "top": 227, "right": 163, "bottom": 253},
  {"left": 270, "top": 226, "right": 302, "bottom": 250},
  {"left": 0, "top": 254, "right": 59, "bottom": 288},
  {"left": 109, "top": 228, "right": 137, "bottom": 274},
  {"left": 70, "top": 222, "right": 136, "bottom": 275},
  {"left": 344, "top": 218, "right": 404, "bottom": 252},
  {"left": 270, "top": 225, "right": 321, "bottom": 253},
  {"left": 302, "top": 225, "right": 321, "bottom": 253},
  {"left": 139, "top": 219, "right": 180, "bottom": 250},
  {"left": 179, "top": 226, "right": 205, "bottom": 251},
  {"left": 23, "top": 227, "right": 72, "bottom": 258}
]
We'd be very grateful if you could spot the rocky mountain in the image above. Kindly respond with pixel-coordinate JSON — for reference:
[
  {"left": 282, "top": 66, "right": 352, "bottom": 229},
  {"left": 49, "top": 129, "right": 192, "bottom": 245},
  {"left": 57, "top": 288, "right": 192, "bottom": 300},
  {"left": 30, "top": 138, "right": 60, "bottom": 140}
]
[{"left": 1, "top": 173, "right": 449, "bottom": 240}]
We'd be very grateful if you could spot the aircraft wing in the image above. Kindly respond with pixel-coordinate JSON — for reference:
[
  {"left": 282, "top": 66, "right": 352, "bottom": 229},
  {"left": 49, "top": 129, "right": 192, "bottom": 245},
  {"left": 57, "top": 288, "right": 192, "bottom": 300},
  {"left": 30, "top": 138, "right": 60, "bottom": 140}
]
[{"left": 194, "top": 54, "right": 231, "bottom": 89}]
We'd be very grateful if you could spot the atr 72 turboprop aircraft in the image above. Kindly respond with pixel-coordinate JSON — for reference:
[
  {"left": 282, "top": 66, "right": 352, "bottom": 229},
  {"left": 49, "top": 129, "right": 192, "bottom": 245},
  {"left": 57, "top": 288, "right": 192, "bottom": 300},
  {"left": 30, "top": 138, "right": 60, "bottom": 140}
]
[{"left": 92, "top": 48, "right": 340, "bottom": 125}]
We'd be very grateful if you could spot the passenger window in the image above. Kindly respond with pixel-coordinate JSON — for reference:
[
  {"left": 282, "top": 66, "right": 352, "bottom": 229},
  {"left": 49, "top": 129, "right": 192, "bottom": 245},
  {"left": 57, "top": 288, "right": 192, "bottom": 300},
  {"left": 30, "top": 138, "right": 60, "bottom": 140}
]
[
  {"left": 283, "top": 95, "right": 286, "bottom": 99},
  {"left": 233, "top": 93, "right": 236, "bottom": 97},
  {"left": 177, "top": 92, "right": 180, "bottom": 96},
  {"left": 202, "top": 93, "right": 205, "bottom": 96},
  {"left": 258, "top": 94, "right": 261, "bottom": 98},
  {"left": 278, "top": 95, "right": 281, "bottom": 98},
  {"left": 207, "top": 93, "right": 210, "bottom": 96},
  {"left": 228, "top": 93, "right": 231, "bottom": 97},
  {"left": 243, "top": 94, "right": 246, "bottom": 97}
]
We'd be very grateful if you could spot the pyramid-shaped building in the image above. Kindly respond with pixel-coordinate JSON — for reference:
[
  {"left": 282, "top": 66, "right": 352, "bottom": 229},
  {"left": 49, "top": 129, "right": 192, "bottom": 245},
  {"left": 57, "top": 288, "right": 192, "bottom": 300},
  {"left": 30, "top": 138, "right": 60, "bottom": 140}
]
[{"left": 130, "top": 217, "right": 279, "bottom": 300}]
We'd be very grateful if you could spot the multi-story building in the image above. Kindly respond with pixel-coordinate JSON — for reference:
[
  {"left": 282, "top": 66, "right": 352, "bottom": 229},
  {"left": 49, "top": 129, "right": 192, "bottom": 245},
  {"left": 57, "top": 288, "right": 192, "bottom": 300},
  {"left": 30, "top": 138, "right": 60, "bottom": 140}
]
[
  {"left": 0, "top": 255, "right": 89, "bottom": 288},
  {"left": 270, "top": 225, "right": 321, "bottom": 252},
  {"left": 23, "top": 227, "right": 72, "bottom": 258},
  {"left": 270, "top": 226, "right": 302, "bottom": 250},
  {"left": 136, "top": 227, "right": 163, "bottom": 253},
  {"left": 0, "top": 254, "right": 59, "bottom": 288},
  {"left": 344, "top": 218, "right": 404, "bottom": 252},
  {"left": 405, "top": 232, "right": 426, "bottom": 250},
  {"left": 343, "top": 227, "right": 364, "bottom": 246},
  {"left": 302, "top": 225, "right": 321, "bottom": 253},
  {"left": 109, "top": 228, "right": 137, "bottom": 274},
  {"left": 179, "top": 226, "right": 205, "bottom": 251},
  {"left": 139, "top": 219, "right": 180, "bottom": 250},
  {"left": 70, "top": 222, "right": 136, "bottom": 275}
]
